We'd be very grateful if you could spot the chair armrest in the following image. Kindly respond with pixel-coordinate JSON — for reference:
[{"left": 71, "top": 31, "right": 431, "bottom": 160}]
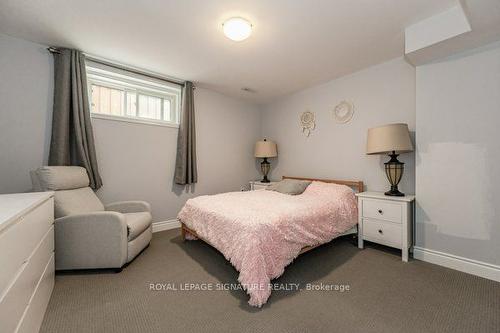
[
  {"left": 54, "top": 211, "right": 128, "bottom": 270},
  {"left": 105, "top": 201, "right": 151, "bottom": 213}
]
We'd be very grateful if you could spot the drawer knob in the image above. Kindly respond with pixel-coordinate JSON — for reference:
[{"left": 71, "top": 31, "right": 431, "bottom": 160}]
[
  {"left": 378, "top": 209, "right": 383, "bottom": 214},
  {"left": 378, "top": 229, "right": 383, "bottom": 234}
]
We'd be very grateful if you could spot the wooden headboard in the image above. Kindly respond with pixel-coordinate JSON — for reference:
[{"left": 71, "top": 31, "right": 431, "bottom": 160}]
[{"left": 282, "top": 176, "right": 364, "bottom": 193}]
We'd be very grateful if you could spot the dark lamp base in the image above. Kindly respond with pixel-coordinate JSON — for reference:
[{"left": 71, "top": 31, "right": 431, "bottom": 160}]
[
  {"left": 384, "top": 151, "right": 405, "bottom": 197},
  {"left": 385, "top": 186, "right": 405, "bottom": 197},
  {"left": 260, "top": 157, "right": 271, "bottom": 183}
]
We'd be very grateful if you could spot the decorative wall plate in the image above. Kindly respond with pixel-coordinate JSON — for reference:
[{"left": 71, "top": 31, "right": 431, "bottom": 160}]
[
  {"left": 333, "top": 101, "right": 354, "bottom": 124},
  {"left": 300, "top": 111, "right": 315, "bottom": 137}
]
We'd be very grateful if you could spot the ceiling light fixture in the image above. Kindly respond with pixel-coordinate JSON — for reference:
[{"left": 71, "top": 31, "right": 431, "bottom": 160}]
[{"left": 223, "top": 17, "right": 252, "bottom": 41}]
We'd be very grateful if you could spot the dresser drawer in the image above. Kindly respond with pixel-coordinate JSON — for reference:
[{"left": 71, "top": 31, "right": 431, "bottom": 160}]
[
  {"left": 0, "top": 198, "right": 53, "bottom": 296},
  {"left": 0, "top": 227, "right": 54, "bottom": 333},
  {"left": 362, "top": 218, "right": 402, "bottom": 249},
  {"left": 16, "top": 253, "right": 55, "bottom": 333},
  {"left": 362, "top": 199, "right": 402, "bottom": 223}
]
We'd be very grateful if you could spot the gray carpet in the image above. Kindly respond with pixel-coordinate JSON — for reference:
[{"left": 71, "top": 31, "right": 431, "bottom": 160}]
[{"left": 41, "top": 229, "right": 500, "bottom": 333}]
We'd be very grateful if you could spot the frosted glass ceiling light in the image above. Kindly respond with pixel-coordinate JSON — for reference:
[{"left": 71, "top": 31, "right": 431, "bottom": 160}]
[{"left": 223, "top": 17, "right": 252, "bottom": 41}]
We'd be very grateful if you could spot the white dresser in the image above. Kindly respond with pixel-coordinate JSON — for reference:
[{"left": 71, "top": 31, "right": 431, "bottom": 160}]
[
  {"left": 356, "top": 191, "right": 415, "bottom": 262},
  {"left": 0, "top": 192, "right": 55, "bottom": 333}
]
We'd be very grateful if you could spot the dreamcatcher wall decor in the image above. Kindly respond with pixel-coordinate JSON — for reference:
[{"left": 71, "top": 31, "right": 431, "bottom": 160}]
[
  {"left": 333, "top": 101, "right": 354, "bottom": 124},
  {"left": 299, "top": 111, "right": 316, "bottom": 137}
]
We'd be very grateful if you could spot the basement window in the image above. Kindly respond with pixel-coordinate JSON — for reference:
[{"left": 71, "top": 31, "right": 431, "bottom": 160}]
[{"left": 86, "top": 62, "right": 181, "bottom": 127}]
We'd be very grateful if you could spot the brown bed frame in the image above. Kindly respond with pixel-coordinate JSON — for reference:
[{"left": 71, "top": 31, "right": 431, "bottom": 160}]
[{"left": 180, "top": 176, "right": 364, "bottom": 255}]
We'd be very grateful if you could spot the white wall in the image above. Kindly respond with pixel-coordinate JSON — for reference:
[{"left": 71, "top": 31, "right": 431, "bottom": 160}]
[
  {"left": 2, "top": 32, "right": 498, "bottom": 273},
  {"left": 416, "top": 42, "right": 500, "bottom": 265},
  {"left": 261, "top": 57, "right": 416, "bottom": 194},
  {"left": 0, "top": 34, "right": 261, "bottom": 223},
  {"left": 93, "top": 88, "right": 261, "bottom": 222},
  {"left": 0, "top": 34, "right": 53, "bottom": 193}
]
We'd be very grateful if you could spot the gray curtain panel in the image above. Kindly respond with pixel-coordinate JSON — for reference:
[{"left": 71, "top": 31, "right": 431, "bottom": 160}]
[
  {"left": 48, "top": 48, "right": 103, "bottom": 190},
  {"left": 174, "top": 81, "right": 197, "bottom": 185}
]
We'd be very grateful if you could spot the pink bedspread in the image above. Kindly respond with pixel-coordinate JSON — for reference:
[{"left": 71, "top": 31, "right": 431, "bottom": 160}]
[{"left": 177, "top": 181, "right": 358, "bottom": 307}]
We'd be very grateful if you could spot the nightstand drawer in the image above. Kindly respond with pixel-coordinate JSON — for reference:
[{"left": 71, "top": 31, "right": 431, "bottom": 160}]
[
  {"left": 362, "top": 218, "right": 402, "bottom": 248},
  {"left": 249, "top": 181, "right": 277, "bottom": 191},
  {"left": 362, "top": 199, "right": 402, "bottom": 223}
]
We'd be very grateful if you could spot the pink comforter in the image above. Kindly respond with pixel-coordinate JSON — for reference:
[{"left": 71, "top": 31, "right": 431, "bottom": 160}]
[{"left": 177, "top": 181, "right": 358, "bottom": 307}]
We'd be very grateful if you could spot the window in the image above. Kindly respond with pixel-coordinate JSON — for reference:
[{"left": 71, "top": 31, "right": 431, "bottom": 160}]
[{"left": 86, "top": 63, "right": 182, "bottom": 127}]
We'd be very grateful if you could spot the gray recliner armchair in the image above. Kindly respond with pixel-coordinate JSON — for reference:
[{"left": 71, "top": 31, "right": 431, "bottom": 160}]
[{"left": 31, "top": 166, "right": 152, "bottom": 271}]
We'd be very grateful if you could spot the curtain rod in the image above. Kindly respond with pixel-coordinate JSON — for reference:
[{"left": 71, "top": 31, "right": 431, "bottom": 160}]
[
  {"left": 47, "top": 46, "right": 61, "bottom": 54},
  {"left": 47, "top": 47, "right": 186, "bottom": 87}
]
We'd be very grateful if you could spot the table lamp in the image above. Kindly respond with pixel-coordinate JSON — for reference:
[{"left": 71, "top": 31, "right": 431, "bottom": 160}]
[
  {"left": 366, "top": 123, "right": 413, "bottom": 196},
  {"left": 254, "top": 139, "right": 278, "bottom": 183}
]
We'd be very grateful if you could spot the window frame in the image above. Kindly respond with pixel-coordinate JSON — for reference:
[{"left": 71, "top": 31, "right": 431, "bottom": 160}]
[{"left": 86, "top": 65, "right": 182, "bottom": 128}]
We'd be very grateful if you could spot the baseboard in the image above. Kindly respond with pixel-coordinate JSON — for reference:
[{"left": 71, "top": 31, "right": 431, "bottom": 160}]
[
  {"left": 413, "top": 246, "right": 500, "bottom": 282},
  {"left": 152, "top": 219, "right": 180, "bottom": 233}
]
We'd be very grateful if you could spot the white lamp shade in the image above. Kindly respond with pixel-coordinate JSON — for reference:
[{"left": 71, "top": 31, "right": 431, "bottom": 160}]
[
  {"left": 254, "top": 140, "right": 278, "bottom": 158},
  {"left": 366, "top": 123, "right": 413, "bottom": 155}
]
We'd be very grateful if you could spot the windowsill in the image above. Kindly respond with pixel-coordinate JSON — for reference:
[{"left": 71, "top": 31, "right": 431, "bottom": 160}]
[{"left": 90, "top": 113, "right": 179, "bottom": 129}]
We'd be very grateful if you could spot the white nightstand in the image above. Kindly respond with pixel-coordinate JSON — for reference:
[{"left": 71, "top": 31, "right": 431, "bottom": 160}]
[
  {"left": 249, "top": 180, "right": 277, "bottom": 190},
  {"left": 356, "top": 191, "right": 415, "bottom": 262}
]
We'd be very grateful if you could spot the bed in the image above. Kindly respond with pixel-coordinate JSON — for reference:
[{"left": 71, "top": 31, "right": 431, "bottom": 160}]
[{"left": 178, "top": 176, "right": 364, "bottom": 307}]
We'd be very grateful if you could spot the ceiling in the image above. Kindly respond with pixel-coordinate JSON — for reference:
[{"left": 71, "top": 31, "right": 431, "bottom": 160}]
[{"left": 0, "top": 0, "right": 474, "bottom": 103}]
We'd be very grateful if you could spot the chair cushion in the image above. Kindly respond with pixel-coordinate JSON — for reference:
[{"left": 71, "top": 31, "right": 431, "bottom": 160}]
[
  {"left": 35, "top": 166, "right": 89, "bottom": 191},
  {"left": 126, "top": 212, "right": 152, "bottom": 241},
  {"left": 127, "top": 226, "right": 152, "bottom": 263},
  {"left": 54, "top": 187, "right": 105, "bottom": 218}
]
